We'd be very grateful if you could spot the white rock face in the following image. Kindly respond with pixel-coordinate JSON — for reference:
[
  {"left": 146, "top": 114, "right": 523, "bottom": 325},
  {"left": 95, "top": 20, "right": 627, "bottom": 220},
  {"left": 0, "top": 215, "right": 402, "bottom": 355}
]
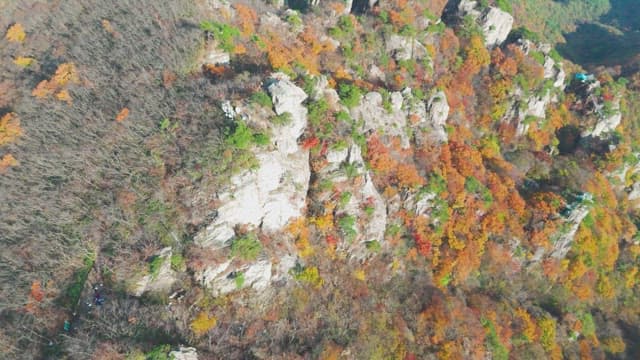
[
  {"left": 243, "top": 260, "right": 273, "bottom": 290},
  {"left": 322, "top": 143, "right": 387, "bottom": 259},
  {"left": 199, "top": 261, "right": 270, "bottom": 297},
  {"left": 457, "top": 2, "right": 513, "bottom": 48},
  {"left": 360, "top": 173, "right": 387, "bottom": 243},
  {"left": 584, "top": 100, "right": 622, "bottom": 138},
  {"left": 369, "top": 64, "right": 386, "bottom": 82},
  {"left": 274, "top": 255, "right": 298, "bottom": 282},
  {"left": 132, "top": 247, "right": 177, "bottom": 297},
  {"left": 267, "top": 73, "right": 309, "bottom": 154},
  {"left": 203, "top": 41, "right": 230, "bottom": 66},
  {"left": 350, "top": 91, "right": 411, "bottom": 148},
  {"left": 170, "top": 347, "right": 198, "bottom": 360},
  {"left": 195, "top": 74, "right": 310, "bottom": 249},
  {"left": 543, "top": 56, "right": 566, "bottom": 89},
  {"left": 199, "top": 260, "right": 232, "bottom": 287},
  {"left": 550, "top": 205, "right": 590, "bottom": 259},
  {"left": 197, "top": 258, "right": 293, "bottom": 296},
  {"left": 386, "top": 34, "right": 428, "bottom": 61},
  {"left": 510, "top": 90, "right": 553, "bottom": 136},
  {"left": 458, "top": 0, "right": 481, "bottom": 18},
  {"left": 481, "top": 7, "right": 514, "bottom": 47},
  {"left": 526, "top": 94, "right": 549, "bottom": 119},
  {"left": 426, "top": 91, "right": 450, "bottom": 143},
  {"left": 312, "top": 75, "right": 342, "bottom": 109},
  {"left": 324, "top": 146, "right": 350, "bottom": 173}
]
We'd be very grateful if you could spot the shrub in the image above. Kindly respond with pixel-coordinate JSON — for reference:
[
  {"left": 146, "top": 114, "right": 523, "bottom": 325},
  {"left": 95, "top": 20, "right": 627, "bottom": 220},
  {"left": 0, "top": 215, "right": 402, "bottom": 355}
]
[
  {"left": 481, "top": 318, "right": 509, "bottom": 360},
  {"left": 308, "top": 99, "right": 329, "bottom": 126},
  {"left": 339, "top": 192, "right": 352, "bottom": 208},
  {"left": 170, "top": 254, "right": 185, "bottom": 271},
  {"left": 338, "top": 215, "right": 357, "bottom": 241},
  {"left": 271, "top": 112, "right": 293, "bottom": 126},
  {"left": 226, "top": 121, "right": 254, "bottom": 150},
  {"left": 230, "top": 233, "right": 262, "bottom": 260},
  {"left": 199, "top": 21, "right": 240, "bottom": 52},
  {"left": 250, "top": 91, "right": 273, "bottom": 108},
  {"left": 329, "top": 15, "right": 355, "bottom": 39},
  {"left": 234, "top": 272, "right": 245, "bottom": 288},
  {"left": 149, "top": 256, "right": 165, "bottom": 277},
  {"left": 252, "top": 132, "right": 270, "bottom": 146},
  {"left": 338, "top": 83, "right": 362, "bottom": 108},
  {"left": 495, "top": 0, "right": 512, "bottom": 13},
  {"left": 145, "top": 344, "right": 171, "bottom": 360},
  {"left": 365, "top": 240, "right": 381, "bottom": 252},
  {"left": 291, "top": 264, "right": 324, "bottom": 287}
]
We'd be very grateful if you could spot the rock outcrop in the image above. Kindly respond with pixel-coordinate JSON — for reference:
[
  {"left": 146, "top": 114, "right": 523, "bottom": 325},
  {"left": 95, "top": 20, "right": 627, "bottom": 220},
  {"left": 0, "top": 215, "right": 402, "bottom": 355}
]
[
  {"left": 425, "top": 91, "right": 450, "bottom": 143},
  {"left": 194, "top": 73, "right": 310, "bottom": 296},
  {"left": 132, "top": 247, "right": 177, "bottom": 297},
  {"left": 350, "top": 91, "right": 411, "bottom": 148},
  {"left": 385, "top": 34, "right": 428, "bottom": 61},
  {"left": 583, "top": 99, "right": 622, "bottom": 138},
  {"left": 194, "top": 73, "right": 310, "bottom": 249},
  {"left": 550, "top": 205, "right": 590, "bottom": 259},
  {"left": 318, "top": 142, "right": 387, "bottom": 259},
  {"left": 198, "top": 259, "right": 274, "bottom": 296}
]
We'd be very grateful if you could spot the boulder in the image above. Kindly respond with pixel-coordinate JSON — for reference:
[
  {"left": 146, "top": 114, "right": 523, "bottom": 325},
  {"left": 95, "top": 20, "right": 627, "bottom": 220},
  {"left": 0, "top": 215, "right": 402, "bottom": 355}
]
[
  {"left": 204, "top": 49, "right": 230, "bottom": 66},
  {"left": 458, "top": 0, "right": 481, "bottom": 18},
  {"left": 481, "top": 7, "right": 513, "bottom": 47},
  {"left": 628, "top": 182, "right": 640, "bottom": 202},
  {"left": 170, "top": 347, "right": 198, "bottom": 360}
]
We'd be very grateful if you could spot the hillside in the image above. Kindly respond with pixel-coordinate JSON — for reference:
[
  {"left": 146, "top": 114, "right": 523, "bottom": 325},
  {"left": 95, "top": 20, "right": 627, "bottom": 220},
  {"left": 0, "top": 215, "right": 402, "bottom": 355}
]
[{"left": 1, "top": 0, "right": 640, "bottom": 359}]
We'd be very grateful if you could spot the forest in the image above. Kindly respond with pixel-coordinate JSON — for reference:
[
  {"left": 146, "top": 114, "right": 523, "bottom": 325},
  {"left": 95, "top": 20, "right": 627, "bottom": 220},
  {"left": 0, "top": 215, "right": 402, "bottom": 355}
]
[{"left": 1, "top": 0, "right": 640, "bottom": 359}]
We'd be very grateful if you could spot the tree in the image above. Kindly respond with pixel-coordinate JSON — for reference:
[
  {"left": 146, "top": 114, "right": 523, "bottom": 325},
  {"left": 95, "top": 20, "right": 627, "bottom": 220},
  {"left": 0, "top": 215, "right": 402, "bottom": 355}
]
[
  {"left": 0, "top": 113, "right": 22, "bottom": 145},
  {"left": 5, "top": 23, "right": 26, "bottom": 43},
  {"left": 191, "top": 311, "right": 217, "bottom": 336}
]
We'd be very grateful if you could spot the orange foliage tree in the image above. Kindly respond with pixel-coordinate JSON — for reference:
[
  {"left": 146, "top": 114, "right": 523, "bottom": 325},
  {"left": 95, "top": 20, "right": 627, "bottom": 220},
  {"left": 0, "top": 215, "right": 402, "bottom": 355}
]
[{"left": 32, "top": 63, "right": 80, "bottom": 102}]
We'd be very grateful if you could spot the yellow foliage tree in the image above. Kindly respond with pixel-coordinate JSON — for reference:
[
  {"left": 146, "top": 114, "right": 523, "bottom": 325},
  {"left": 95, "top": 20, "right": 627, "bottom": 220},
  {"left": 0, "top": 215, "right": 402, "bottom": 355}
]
[
  {"left": 515, "top": 308, "right": 537, "bottom": 342},
  {"left": 602, "top": 337, "right": 626, "bottom": 354},
  {"left": 191, "top": 311, "right": 217, "bottom": 336},
  {"left": 13, "top": 56, "right": 34, "bottom": 68},
  {"left": 0, "top": 113, "right": 22, "bottom": 146},
  {"left": 538, "top": 317, "right": 557, "bottom": 353},
  {"left": 6, "top": 23, "right": 26, "bottom": 43}
]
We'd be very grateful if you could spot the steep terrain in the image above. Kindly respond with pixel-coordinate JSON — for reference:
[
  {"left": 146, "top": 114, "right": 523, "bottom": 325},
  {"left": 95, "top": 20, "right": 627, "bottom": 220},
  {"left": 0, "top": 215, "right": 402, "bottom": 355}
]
[{"left": 2, "top": 0, "right": 640, "bottom": 359}]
